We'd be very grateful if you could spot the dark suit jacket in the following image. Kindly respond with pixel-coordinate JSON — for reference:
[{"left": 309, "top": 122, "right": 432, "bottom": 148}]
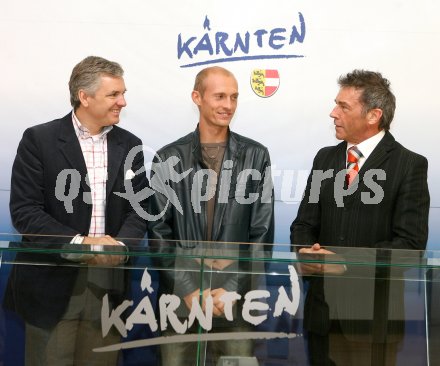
[
  {"left": 5, "top": 112, "right": 148, "bottom": 329},
  {"left": 290, "top": 132, "right": 429, "bottom": 340}
]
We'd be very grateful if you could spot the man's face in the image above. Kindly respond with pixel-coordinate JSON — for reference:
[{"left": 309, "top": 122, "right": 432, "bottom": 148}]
[
  {"left": 330, "top": 87, "right": 371, "bottom": 144},
  {"left": 193, "top": 72, "right": 239, "bottom": 129},
  {"left": 83, "top": 75, "right": 127, "bottom": 130}
]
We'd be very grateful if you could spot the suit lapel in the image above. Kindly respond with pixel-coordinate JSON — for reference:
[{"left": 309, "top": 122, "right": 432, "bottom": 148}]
[
  {"left": 359, "top": 132, "right": 395, "bottom": 175},
  {"left": 106, "top": 128, "right": 125, "bottom": 200},
  {"left": 57, "top": 113, "right": 89, "bottom": 192},
  {"left": 335, "top": 142, "right": 347, "bottom": 172},
  {"left": 345, "top": 132, "right": 395, "bottom": 204}
]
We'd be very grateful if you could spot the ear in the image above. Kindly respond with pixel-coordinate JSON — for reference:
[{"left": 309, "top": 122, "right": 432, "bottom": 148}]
[
  {"left": 78, "top": 89, "right": 89, "bottom": 108},
  {"left": 367, "top": 108, "right": 383, "bottom": 126},
  {"left": 191, "top": 90, "right": 201, "bottom": 106}
]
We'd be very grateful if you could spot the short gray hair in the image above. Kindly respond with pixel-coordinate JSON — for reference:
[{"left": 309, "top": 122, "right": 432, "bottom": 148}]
[
  {"left": 338, "top": 70, "right": 396, "bottom": 131},
  {"left": 68, "top": 56, "right": 124, "bottom": 110}
]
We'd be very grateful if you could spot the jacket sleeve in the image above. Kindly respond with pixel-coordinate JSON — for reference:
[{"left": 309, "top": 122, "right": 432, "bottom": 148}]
[
  {"left": 147, "top": 153, "right": 199, "bottom": 298},
  {"left": 114, "top": 137, "right": 149, "bottom": 248},
  {"left": 249, "top": 147, "right": 275, "bottom": 247},
  {"left": 290, "top": 151, "right": 322, "bottom": 249},
  {"left": 222, "top": 147, "right": 275, "bottom": 293},
  {"left": 373, "top": 153, "right": 429, "bottom": 250},
  {"left": 10, "top": 128, "right": 79, "bottom": 246}
]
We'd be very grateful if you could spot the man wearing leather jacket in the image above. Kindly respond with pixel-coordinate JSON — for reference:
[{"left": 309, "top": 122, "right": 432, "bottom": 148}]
[{"left": 147, "top": 66, "right": 274, "bottom": 365}]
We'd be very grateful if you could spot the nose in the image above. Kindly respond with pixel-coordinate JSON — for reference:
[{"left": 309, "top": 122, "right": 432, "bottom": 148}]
[
  {"left": 223, "top": 97, "right": 236, "bottom": 110},
  {"left": 117, "top": 94, "right": 127, "bottom": 107},
  {"left": 329, "top": 105, "right": 338, "bottom": 118}
]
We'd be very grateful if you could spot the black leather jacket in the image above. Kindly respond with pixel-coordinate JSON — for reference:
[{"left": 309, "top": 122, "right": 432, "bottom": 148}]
[{"left": 147, "top": 126, "right": 274, "bottom": 300}]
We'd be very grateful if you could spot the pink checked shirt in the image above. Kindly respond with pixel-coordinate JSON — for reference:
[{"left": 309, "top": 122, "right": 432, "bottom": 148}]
[{"left": 72, "top": 112, "right": 112, "bottom": 237}]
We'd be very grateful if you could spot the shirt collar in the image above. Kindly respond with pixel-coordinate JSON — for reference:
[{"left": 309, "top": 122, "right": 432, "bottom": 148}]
[
  {"left": 72, "top": 111, "right": 113, "bottom": 140},
  {"left": 347, "top": 130, "right": 385, "bottom": 161}
]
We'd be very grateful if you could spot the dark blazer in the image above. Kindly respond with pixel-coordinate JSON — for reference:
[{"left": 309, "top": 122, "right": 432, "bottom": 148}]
[
  {"left": 6, "top": 112, "right": 148, "bottom": 328},
  {"left": 290, "top": 132, "right": 430, "bottom": 339}
]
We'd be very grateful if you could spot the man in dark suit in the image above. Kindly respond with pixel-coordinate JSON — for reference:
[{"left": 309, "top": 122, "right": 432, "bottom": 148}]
[
  {"left": 290, "top": 70, "right": 429, "bottom": 365},
  {"left": 6, "top": 56, "right": 148, "bottom": 365}
]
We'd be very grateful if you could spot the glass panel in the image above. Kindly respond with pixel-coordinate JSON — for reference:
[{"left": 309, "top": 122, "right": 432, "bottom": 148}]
[{"left": 0, "top": 234, "right": 438, "bottom": 365}]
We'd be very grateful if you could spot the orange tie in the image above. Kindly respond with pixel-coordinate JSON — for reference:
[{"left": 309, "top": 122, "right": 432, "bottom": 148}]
[{"left": 346, "top": 146, "right": 363, "bottom": 185}]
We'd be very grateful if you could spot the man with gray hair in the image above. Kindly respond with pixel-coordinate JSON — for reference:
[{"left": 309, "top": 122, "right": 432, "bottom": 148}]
[
  {"left": 290, "top": 70, "right": 429, "bottom": 365},
  {"left": 6, "top": 56, "right": 148, "bottom": 365}
]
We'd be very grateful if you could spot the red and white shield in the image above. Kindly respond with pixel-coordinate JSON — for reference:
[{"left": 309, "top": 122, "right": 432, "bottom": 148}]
[{"left": 251, "top": 69, "right": 280, "bottom": 97}]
